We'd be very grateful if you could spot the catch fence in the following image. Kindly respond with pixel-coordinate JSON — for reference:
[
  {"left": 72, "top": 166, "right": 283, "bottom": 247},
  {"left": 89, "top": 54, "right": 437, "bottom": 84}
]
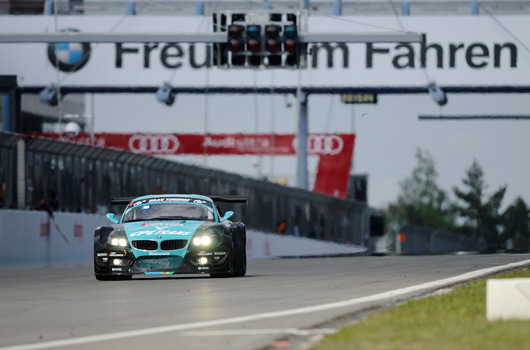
[{"left": 0, "top": 132, "right": 368, "bottom": 245}]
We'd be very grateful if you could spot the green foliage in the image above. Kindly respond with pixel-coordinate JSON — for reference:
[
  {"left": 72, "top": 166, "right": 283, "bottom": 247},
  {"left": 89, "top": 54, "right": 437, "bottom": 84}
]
[
  {"left": 452, "top": 160, "right": 506, "bottom": 249},
  {"left": 383, "top": 149, "right": 455, "bottom": 234},
  {"left": 383, "top": 151, "right": 529, "bottom": 252},
  {"left": 503, "top": 196, "right": 530, "bottom": 251}
]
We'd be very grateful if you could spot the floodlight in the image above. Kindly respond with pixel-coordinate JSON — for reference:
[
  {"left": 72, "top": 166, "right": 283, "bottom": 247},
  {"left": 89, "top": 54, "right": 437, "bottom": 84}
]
[
  {"left": 427, "top": 81, "right": 447, "bottom": 106},
  {"left": 64, "top": 121, "right": 81, "bottom": 137},
  {"left": 39, "top": 84, "right": 59, "bottom": 106},
  {"left": 155, "top": 82, "right": 176, "bottom": 106}
]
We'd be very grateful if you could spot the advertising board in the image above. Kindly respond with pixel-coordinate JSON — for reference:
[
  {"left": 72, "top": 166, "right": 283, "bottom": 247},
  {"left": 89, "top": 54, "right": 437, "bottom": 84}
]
[{"left": 1, "top": 16, "right": 528, "bottom": 89}]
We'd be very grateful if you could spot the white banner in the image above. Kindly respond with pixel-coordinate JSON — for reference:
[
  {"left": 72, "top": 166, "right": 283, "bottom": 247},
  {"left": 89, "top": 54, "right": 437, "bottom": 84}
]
[{"left": 1, "top": 15, "right": 529, "bottom": 88}]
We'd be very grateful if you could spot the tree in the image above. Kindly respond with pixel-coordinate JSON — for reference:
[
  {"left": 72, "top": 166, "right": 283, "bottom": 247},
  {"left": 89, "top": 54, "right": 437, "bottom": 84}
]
[
  {"left": 503, "top": 197, "right": 530, "bottom": 252},
  {"left": 384, "top": 149, "right": 455, "bottom": 232},
  {"left": 453, "top": 160, "right": 506, "bottom": 250}
]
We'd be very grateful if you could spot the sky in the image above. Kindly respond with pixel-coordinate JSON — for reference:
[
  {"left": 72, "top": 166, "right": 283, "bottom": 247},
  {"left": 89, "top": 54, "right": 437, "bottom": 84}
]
[{"left": 92, "top": 91, "right": 530, "bottom": 210}]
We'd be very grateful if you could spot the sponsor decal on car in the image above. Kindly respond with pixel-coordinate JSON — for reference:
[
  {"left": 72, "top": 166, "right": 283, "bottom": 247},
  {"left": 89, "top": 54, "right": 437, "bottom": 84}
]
[
  {"left": 97, "top": 253, "right": 107, "bottom": 257},
  {"left": 109, "top": 252, "right": 126, "bottom": 257},
  {"left": 197, "top": 251, "right": 213, "bottom": 256},
  {"left": 112, "top": 267, "right": 122, "bottom": 272},
  {"left": 130, "top": 197, "right": 211, "bottom": 207},
  {"left": 214, "top": 251, "right": 227, "bottom": 256},
  {"left": 148, "top": 251, "right": 170, "bottom": 256},
  {"left": 140, "top": 222, "right": 184, "bottom": 227},
  {"left": 129, "top": 229, "right": 191, "bottom": 237},
  {"left": 198, "top": 266, "right": 210, "bottom": 270}
]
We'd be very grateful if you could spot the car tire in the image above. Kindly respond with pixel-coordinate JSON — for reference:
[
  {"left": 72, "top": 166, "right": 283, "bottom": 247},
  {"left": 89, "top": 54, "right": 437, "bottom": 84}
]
[
  {"left": 210, "top": 263, "right": 232, "bottom": 278},
  {"left": 231, "top": 223, "right": 247, "bottom": 277},
  {"left": 210, "top": 240, "right": 235, "bottom": 278}
]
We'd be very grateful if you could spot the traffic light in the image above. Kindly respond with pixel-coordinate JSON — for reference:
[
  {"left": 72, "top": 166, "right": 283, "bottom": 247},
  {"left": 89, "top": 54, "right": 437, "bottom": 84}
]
[
  {"left": 246, "top": 25, "right": 261, "bottom": 66},
  {"left": 222, "top": 12, "right": 300, "bottom": 68},
  {"left": 227, "top": 24, "right": 245, "bottom": 66},
  {"left": 283, "top": 15, "right": 298, "bottom": 66},
  {"left": 265, "top": 25, "right": 281, "bottom": 66}
]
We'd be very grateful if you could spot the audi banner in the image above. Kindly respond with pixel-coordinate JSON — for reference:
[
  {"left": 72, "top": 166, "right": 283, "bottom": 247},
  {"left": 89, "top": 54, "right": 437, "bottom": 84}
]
[{"left": 31, "top": 132, "right": 355, "bottom": 198}]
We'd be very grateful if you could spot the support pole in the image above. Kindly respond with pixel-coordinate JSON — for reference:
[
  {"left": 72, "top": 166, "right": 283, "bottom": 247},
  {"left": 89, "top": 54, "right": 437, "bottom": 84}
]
[
  {"left": 296, "top": 0, "right": 309, "bottom": 190},
  {"left": 90, "top": 93, "right": 95, "bottom": 145},
  {"left": 296, "top": 90, "right": 308, "bottom": 189}
]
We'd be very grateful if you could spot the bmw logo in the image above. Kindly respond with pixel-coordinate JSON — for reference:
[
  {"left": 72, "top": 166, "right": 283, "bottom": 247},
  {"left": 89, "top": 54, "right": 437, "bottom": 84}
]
[
  {"left": 47, "top": 28, "right": 90, "bottom": 73},
  {"left": 157, "top": 235, "right": 162, "bottom": 239}
]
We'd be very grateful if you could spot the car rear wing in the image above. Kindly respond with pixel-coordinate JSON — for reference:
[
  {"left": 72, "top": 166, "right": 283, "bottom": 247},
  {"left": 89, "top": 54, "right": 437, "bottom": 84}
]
[
  {"left": 209, "top": 196, "right": 247, "bottom": 204},
  {"left": 110, "top": 197, "right": 136, "bottom": 206},
  {"left": 110, "top": 196, "right": 247, "bottom": 206}
]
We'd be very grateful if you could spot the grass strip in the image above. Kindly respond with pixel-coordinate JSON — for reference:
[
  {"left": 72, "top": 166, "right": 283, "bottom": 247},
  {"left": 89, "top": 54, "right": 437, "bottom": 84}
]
[{"left": 312, "top": 268, "right": 530, "bottom": 350}]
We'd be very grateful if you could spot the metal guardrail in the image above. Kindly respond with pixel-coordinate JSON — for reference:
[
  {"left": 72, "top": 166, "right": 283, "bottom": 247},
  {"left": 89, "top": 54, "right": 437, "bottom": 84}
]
[{"left": 1, "top": 132, "right": 368, "bottom": 245}]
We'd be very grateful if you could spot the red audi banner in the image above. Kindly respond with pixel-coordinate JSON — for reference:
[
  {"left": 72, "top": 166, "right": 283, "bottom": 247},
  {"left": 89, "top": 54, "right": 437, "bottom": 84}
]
[{"left": 30, "top": 132, "right": 355, "bottom": 199}]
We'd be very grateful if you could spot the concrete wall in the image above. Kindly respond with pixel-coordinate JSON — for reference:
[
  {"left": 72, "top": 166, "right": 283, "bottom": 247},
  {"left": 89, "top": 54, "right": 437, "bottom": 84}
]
[
  {"left": 0, "top": 210, "right": 109, "bottom": 267},
  {"left": 396, "top": 225, "right": 480, "bottom": 255},
  {"left": 0, "top": 210, "right": 366, "bottom": 268}
]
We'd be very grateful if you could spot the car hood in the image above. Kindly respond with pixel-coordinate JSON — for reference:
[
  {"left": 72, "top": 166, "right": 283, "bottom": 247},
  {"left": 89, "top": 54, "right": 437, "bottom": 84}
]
[{"left": 122, "top": 220, "right": 203, "bottom": 240}]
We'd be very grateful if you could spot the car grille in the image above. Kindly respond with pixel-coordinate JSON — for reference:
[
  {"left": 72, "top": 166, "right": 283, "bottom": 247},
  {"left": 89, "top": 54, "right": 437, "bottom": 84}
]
[
  {"left": 131, "top": 240, "right": 158, "bottom": 250},
  {"left": 161, "top": 239, "right": 188, "bottom": 250},
  {"left": 136, "top": 257, "right": 183, "bottom": 270}
]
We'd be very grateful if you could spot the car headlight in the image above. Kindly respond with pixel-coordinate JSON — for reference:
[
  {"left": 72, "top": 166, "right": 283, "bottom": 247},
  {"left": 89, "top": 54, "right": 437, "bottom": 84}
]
[
  {"left": 192, "top": 235, "right": 212, "bottom": 246},
  {"left": 107, "top": 231, "right": 128, "bottom": 247}
]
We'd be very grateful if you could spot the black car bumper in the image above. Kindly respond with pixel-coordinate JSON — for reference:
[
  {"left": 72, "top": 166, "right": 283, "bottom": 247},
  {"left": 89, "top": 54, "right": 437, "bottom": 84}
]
[{"left": 94, "top": 239, "right": 231, "bottom": 276}]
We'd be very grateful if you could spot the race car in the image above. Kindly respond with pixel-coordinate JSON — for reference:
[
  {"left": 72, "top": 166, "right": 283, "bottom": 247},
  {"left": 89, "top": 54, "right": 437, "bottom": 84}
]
[{"left": 94, "top": 194, "right": 246, "bottom": 280}]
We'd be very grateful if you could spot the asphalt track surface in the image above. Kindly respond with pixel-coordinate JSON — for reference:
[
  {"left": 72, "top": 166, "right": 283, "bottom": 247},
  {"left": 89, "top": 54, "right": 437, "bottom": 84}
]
[{"left": 1, "top": 255, "right": 530, "bottom": 350}]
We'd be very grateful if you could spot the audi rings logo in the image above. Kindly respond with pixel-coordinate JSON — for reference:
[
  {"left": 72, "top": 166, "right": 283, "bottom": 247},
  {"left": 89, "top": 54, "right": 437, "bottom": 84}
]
[
  {"left": 47, "top": 28, "right": 91, "bottom": 73},
  {"left": 128, "top": 134, "right": 180, "bottom": 154},
  {"left": 293, "top": 135, "right": 344, "bottom": 155}
]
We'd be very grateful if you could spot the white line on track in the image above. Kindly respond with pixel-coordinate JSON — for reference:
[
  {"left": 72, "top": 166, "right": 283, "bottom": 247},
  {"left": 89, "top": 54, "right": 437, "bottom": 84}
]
[
  {"left": 2, "top": 259, "right": 530, "bottom": 350},
  {"left": 180, "top": 328, "right": 337, "bottom": 336}
]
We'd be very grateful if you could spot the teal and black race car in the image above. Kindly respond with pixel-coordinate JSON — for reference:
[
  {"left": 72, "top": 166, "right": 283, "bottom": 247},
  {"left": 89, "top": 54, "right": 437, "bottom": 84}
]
[{"left": 94, "top": 194, "right": 246, "bottom": 280}]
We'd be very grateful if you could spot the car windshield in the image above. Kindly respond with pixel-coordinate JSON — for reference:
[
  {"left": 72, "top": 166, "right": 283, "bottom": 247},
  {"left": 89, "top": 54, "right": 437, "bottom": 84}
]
[{"left": 122, "top": 203, "right": 215, "bottom": 223}]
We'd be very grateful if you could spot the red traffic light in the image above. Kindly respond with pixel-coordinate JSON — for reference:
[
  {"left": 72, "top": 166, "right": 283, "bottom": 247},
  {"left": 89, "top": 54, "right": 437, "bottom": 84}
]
[
  {"left": 247, "top": 38, "right": 260, "bottom": 52},
  {"left": 228, "top": 39, "right": 241, "bottom": 52},
  {"left": 228, "top": 25, "right": 244, "bottom": 54},
  {"left": 265, "top": 25, "right": 280, "bottom": 39},
  {"left": 284, "top": 38, "right": 296, "bottom": 52},
  {"left": 266, "top": 39, "right": 279, "bottom": 52},
  {"left": 228, "top": 25, "right": 243, "bottom": 39}
]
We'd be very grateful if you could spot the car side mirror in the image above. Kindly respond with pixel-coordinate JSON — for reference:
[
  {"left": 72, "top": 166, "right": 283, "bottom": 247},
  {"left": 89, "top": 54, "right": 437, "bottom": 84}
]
[
  {"left": 220, "top": 211, "right": 234, "bottom": 221},
  {"left": 106, "top": 213, "right": 118, "bottom": 224}
]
